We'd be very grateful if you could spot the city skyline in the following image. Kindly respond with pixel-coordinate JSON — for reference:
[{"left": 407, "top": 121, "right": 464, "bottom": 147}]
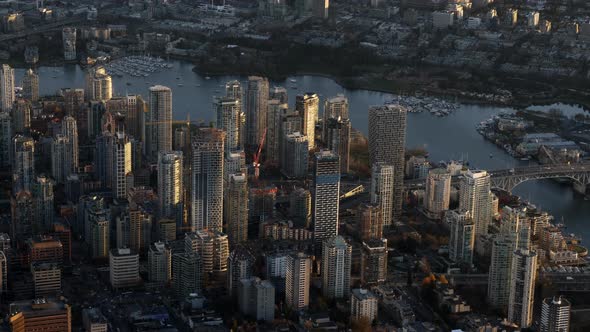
[{"left": 2, "top": 3, "right": 590, "bottom": 328}]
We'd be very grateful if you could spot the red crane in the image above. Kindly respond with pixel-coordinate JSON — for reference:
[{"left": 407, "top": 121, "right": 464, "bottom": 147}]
[{"left": 253, "top": 128, "right": 267, "bottom": 180}]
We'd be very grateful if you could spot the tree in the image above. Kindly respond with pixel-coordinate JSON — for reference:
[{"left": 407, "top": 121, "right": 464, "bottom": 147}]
[{"left": 351, "top": 317, "right": 372, "bottom": 332}]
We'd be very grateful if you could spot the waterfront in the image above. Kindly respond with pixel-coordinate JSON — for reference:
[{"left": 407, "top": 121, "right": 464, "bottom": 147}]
[{"left": 16, "top": 60, "right": 590, "bottom": 241}]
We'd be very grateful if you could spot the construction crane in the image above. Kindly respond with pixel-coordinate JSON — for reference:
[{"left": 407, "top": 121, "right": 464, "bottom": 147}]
[{"left": 252, "top": 128, "right": 267, "bottom": 181}]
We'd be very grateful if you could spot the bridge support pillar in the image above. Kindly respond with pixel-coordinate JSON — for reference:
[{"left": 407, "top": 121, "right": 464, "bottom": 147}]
[{"left": 573, "top": 182, "right": 587, "bottom": 195}]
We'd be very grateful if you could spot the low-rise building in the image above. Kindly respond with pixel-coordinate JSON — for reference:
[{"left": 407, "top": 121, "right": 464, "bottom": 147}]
[
  {"left": 83, "top": 307, "right": 108, "bottom": 332},
  {"left": 109, "top": 248, "right": 140, "bottom": 289},
  {"left": 350, "top": 288, "right": 378, "bottom": 323}
]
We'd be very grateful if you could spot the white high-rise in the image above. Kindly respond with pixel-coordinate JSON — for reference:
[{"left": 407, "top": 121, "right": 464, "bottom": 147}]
[
  {"left": 371, "top": 163, "right": 394, "bottom": 228},
  {"left": 1, "top": 64, "right": 15, "bottom": 111},
  {"left": 148, "top": 241, "right": 172, "bottom": 285},
  {"left": 281, "top": 132, "right": 308, "bottom": 178},
  {"left": 61, "top": 116, "right": 79, "bottom": 175},
  {"left": 424, "top": 168, "right": 451, "bottom": 219},
  {"left": 13, "top": 135, "right": 34, "bottom": 193},
  {"left": 447, "top": 210, "right": 475, "bottom": 265},
  {"left": 109, "top": 248, "right": 140, "bottom": 289},
  {"left": 146, "top": 85, "right": 172, "bottom": 161},
  {"left": 368, "top": 104, "right": 407, "bottom": 222},
  {"left": 488, "top": 235, "right": 516, "bottom": 307},
  {"left": 158, "top": 151, "right": 183, "bottom": 229},
  {"left": 184, "top": 230, "right": 229, "bottom": 278},
  {"left": 191, "top": 128, "right": 225, "bottom": 232},
  {"left": 488, "top": 206, "right": 532, "bottom": 308},
  {"left": 111, "top": 132, "right": 132, "bottom": 199},
  {"left": 245, "top": 76, "right": 269, "bottom": 146},
  {"left": 313, "top": 150, "right": 340, "bottom": 251},
  {"left": 350, "top": 288, "right": 379, "bottom": 323},
  {"left": 296, "top": 93, "right": 319, "bottom": 150},
  {"left": 321, "top": 236, "right": 351, "bottom": 299},
  {"left": 22, "top": 69, "right": 39, "bottom": 103},
  {"left": 85, "top": 66, "right": 112, "bottom": 101},
  {"left": 286, "top": 252, "right": 311, "bottom": 310},
  {"left": 508, "top": 249, "right": 537, "bottom": 329},
  {"left": 540, "top": 296, "right": 571, "bottom": 332},
  {"left": 322, "top": 94, "right": 349, "bottom": 143},
  {"left": 215, "top": 96, "right": 242, "bottom": 153},
  {"left": 459, "top": 170, "right": 493, "bottom": 238}
]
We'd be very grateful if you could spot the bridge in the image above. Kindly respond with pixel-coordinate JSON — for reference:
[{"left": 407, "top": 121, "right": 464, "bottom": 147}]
[
  {"left": 488, "top": 163, "right": 590, "bottom": 192},
  {"left": 405, "top": 162, "right": 590, "bottom": 193},
  {"left": 0, "top": 17, "right": 84, "bottom": 42}
]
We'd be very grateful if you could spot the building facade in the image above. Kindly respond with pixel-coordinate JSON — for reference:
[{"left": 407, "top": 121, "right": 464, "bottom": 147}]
[
  {"left": 321, "top": 236, "right": 352, "bottom": 299},
  {"left": 109, "top": 248, "right": 140, "bottom": 289},
  {"left": 424, "top": 168, "right": 451, "bottom": 219},
  {"left": 351, "top": 288, "right": 379, "bottom": 323},
  {"left": 459, "top": 170, "right": 493, "bottom": 238},
  {"left": 368, "top": 105, "right": 407, "bottom": 222},
  {"left": 296, "top": 93, "right": 319, "bottom": 150},
  {"left": 224, "top": 173, "right": 249, "bottom": 245},
  {"left": 158, "top": 151, "right": 183, "bottom": 229},
  {"left": 146, "top": 85, "right": 172, "bottom": 161},
  {"left": 447, "top": 210, "right": 475, "bottom": 265},
  {"left": 191, "top": 128, "right": 225, "bottom": 232},
  {"left": 245, "top": 76, "right": 269, "bottom": 146},
  {"left": 540, "top": 296, "right": 570, "bottom": 332},
  {"left": 285, "top": 252, "right": 311, "bottom": 310},
  {"left": 370, "top": 163, "right": 394, "bottom": 229},
  {"left": 508, "top": 249, "right": 537, "bottom": 329},
  {"left": 313, "top": 150, "right": 340, "bottom": 251}
]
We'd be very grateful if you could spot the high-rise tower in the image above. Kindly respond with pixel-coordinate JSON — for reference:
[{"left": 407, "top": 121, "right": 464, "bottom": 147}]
[
  {"left": 285, "top": 252, "right": 311, "bottom": 310},
  {"left": 424, "top": 168, "right": 451, "bottom": 219},
  {"left": 13, "top": 134, "right": 34, "bottom": 193},
  {"left": 296, "top": 93, "right": 319, "bottom": 150},
  {"left": 158, "top": 151, "right": 183, "bottom": 230},
  {"left": 224, "top": 173, "right": 249, "bottom": 245},
  {"left": 368, "top": 104, "right": 406, "bottom": 222},
  {"left": 1, "top": 64, "right": 14, "bottom": 112},
  {"left": 245, "top": 76, "right": 269, "bottom": 146},
  {"left": 370, "top": 163, "right": 394, "bottom": 228},
  {"left": 313, "top": 150, "right": 340, "bottom": 251},
  {"left": 22, "top": 69, "right": 39, "bottom": 103},
  {"left": 321, "top": 236, "right": 351, "bottom": 299},
  {"left": 540, "top": 296, "right": 571, "bottom": 332},
  {"left": 191, "top": 128, "right": 225, "bottom": 232},
  {"left": 146, "top": 85, "right": 172, "bottom": 161},
  {"left": 459, "top": 170, "right": 493, "bottom": 238},
  {"left": 508, "top": 249, "right": 537, "bottom": 329},
  {"left": 85, "top": 66, "right": 112, "bottom": 101},
  {"left": 215, "top": 96, "right": 242, "bottom": 154}
]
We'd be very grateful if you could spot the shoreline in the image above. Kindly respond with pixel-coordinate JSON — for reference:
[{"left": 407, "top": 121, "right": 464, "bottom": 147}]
[
  {"left": 191, "top": 62, "right": 590, "bottom": 112},
  {"left": 10, "top": 54, "right": 590, "bottom": 112}
]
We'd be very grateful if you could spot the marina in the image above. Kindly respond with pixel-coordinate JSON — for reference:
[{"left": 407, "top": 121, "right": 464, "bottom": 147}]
[
  {"left": 103, "top": 55, "right": 174, "bottom": 78},
  {"left": 389, "top": 95, "right": 460, "bottom": 117}
]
